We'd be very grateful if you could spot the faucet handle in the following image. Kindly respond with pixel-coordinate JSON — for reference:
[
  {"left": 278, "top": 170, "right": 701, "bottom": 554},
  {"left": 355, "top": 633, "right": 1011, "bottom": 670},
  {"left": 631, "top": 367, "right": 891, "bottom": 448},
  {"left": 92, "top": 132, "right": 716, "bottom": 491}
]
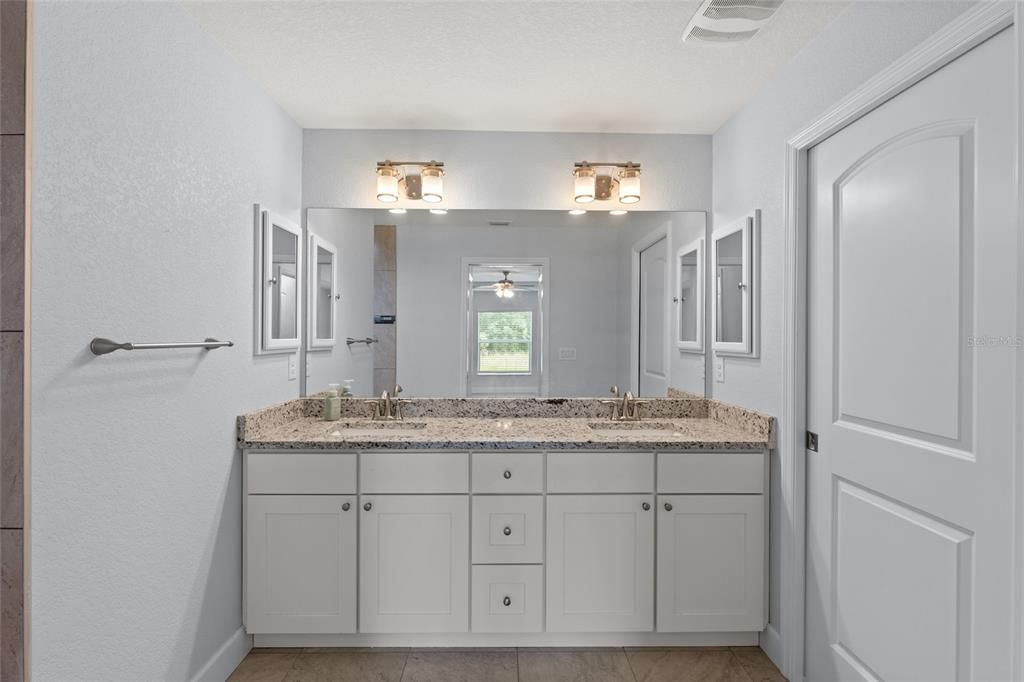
[
  {"left": 394, "top": 384, "right": 403, "bottom": 395},
  {"left": 610, "top": 385, "right": 619, "bottom": 397}
]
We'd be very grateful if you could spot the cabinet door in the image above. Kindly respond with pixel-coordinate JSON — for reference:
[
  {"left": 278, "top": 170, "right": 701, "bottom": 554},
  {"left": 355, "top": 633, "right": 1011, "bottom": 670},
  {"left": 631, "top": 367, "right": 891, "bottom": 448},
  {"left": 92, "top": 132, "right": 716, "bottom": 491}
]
[
  {"left": 359, "top": 495, "right": 469, "bottom": 633},
  {"left": 657, "top": 495, "right": 765, "bottom": 632},
  {"left": 546, "top": 494, "right": 654, "bottom": 632},
  {"left": 245, "top": 495, "right": 356, "bottom": 634}
]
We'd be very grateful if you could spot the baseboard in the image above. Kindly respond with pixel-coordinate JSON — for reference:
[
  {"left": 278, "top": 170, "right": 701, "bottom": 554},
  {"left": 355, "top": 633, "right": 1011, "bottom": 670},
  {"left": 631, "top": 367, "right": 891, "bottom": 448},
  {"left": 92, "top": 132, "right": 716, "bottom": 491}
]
[
  {"left": 190, "top": 626, "right": 252, "bottom": 682},
  {"left": 253, "top": 631, "right": 760, "bottom": 648},
  {"left": 759, "top": 624, "right": 784, "bottom": 675}
]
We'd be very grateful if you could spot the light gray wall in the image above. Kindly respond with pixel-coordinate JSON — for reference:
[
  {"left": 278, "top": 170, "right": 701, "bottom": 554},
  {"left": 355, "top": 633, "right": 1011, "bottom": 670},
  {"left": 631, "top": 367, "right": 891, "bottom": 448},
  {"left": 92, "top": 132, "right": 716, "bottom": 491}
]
[
  {"left": 710, "top": 0, "right": 978, "bottom": 656},
  {"left": 303, "top": 129, "right": 712, "bottom": 212},
  {"left": 30, "top": 2, "right": 302, "bottom": 680}
]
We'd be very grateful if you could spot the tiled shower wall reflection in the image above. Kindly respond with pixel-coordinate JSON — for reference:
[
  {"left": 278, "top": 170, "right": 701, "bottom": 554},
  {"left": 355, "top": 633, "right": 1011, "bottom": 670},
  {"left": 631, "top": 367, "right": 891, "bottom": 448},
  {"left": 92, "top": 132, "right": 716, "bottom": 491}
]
[
  {"left": 0, "top": 0, "right": 26, "bottom": 678},
  {"left": 373, "top": 224, "right": 397, "bottom": 394}
]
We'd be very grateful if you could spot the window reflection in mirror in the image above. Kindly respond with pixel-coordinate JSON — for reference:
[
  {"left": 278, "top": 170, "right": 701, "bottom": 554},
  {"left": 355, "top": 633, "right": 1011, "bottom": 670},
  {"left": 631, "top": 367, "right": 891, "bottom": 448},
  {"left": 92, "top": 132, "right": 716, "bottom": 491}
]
[
  {"left": 715, "top": 230, "right": 744, "bottom": 344},
  {"left": 270, "top": 225, "right": 299, "bottom": 340}
]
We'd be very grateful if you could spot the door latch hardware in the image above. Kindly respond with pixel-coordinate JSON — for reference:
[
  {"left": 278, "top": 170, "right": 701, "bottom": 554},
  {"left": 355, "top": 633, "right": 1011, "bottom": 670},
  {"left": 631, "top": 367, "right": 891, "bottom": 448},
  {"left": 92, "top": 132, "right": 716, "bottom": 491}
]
[{"left": 806, "top": 431, "right": 819, "bottom": 452}]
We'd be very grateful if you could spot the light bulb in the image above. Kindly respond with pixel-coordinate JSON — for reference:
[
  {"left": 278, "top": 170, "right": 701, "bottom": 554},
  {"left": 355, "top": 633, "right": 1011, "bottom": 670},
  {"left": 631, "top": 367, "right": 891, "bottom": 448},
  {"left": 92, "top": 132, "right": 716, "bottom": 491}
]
[
  {"left": 421, "top": 166, "right": 444, "bottom": 203},
  {"left": 618, "top": 167, "right": 641, "bottom": 204},
  {"left": 376, "top": 165, "right": 400, "bottom": 203},
  {"left": 573, "top": 166, "right": 596, "bottom": 204}
]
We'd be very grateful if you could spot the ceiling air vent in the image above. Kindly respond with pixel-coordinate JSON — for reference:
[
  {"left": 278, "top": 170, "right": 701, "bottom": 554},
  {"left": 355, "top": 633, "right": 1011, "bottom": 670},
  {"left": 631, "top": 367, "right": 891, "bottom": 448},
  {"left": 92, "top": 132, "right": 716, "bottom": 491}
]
[{"left": 683, "top": 0, "right": 784, "bottom": 45}]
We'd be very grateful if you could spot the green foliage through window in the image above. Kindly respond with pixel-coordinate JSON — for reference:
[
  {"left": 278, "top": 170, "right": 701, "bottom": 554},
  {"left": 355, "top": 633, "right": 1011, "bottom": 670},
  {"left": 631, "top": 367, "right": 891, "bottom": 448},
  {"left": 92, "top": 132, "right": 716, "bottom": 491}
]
[{"left": 478, "top": 311, "right": 532, "bottom": 374}]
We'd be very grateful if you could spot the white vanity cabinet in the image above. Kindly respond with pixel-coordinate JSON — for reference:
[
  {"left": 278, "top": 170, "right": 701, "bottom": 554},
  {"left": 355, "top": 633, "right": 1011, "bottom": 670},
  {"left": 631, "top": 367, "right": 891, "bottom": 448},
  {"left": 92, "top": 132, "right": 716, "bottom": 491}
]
[
  {"left": 244, "top": 453, "right": 359, "bottom": 634},
  {"left": 242, "top": 446, "right": 767, "bottom": 645},
  {"left": 656, "top": 452, "right": 767, "bottom": 633}
]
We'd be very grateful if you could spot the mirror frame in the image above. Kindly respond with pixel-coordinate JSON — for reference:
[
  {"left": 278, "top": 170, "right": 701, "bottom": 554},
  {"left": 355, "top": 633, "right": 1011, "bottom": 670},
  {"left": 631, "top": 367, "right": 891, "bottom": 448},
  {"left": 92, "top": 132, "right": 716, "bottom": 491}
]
[
  {"left": 255, "top": 207, "right": 303, "bottom": 354},
  {"left": 307, "top": 232, "right": 338, "bottom": 350},
  {"left": 675, "top": 237, "right": 704, "bottom": 353},
  {"left": 711, "top": 210, "right": 760, "bottom": 357}
]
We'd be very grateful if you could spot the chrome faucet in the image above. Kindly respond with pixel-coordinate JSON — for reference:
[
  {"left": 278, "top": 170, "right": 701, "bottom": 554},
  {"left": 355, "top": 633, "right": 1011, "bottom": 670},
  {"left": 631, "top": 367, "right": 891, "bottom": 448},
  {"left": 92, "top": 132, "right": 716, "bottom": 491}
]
[
  {"left": 601, "top": 385, "right": 648, "bottom": 421},
  {"left": 367, "top": 384, "right": 406, "bottom": 420}
]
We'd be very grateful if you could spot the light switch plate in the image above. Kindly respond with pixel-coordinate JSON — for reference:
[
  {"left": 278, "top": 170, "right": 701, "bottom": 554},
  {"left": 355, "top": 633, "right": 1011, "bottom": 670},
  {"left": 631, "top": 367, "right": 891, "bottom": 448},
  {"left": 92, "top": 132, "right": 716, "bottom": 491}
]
[
  {"left": 714, "top": 355, "right": 725, "bottom": 383},
  {"left": 288, "top": 353, "right": 298, "bottom": 381},
  {"left": 558, "top": 347, "right": 577, "bottom": 361}
]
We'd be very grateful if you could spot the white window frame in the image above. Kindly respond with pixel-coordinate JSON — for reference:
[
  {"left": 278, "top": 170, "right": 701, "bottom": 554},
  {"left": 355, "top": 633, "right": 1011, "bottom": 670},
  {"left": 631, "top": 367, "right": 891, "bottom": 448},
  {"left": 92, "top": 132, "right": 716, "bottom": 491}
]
[
  {"left": 255, "top": 207, "right": 303, "bottom": 354},
  {"left": 676, "top": 237, "right": 705, "bottom": 353},
  {"left": 711, "top": 211, "right": 760, "bottom": 357},
  {"left": 307, "top": 232, "right": 338, "bottom": 350},
  {"left": 459, "top": 257, "right": 550, "bottom": 397}
]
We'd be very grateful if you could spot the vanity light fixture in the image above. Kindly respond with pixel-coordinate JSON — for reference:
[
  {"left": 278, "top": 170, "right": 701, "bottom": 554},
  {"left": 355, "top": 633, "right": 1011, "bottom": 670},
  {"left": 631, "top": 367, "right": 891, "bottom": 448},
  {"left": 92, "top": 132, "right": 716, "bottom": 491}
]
[
  {"left": 609, "top": 209, "right": 628, "bottom": 216},
  {"left": 429, "top": 208, "right": 448, "bottom": 215},
  {"left": 571, "top": 161, "right": 642, "bottom": 205},
  {"left": 375, "top": 160, "right": 445, "bottom": 205},
  {"left": 388, "top": 208, "right": 407, "bottom": 215},
  {"left": 568, "top": 209, "right": 587, "bottom": 216},
  {"left": 494, "top": 271, "right": 515, "bottom": 299}
]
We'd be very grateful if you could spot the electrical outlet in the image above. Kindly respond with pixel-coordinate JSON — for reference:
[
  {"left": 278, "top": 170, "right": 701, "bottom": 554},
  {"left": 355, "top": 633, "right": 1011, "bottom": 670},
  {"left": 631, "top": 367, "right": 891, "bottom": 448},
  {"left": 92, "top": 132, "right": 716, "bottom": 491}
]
[
  {"left": 558, "top": 347, "right": 577, "bottom": 361},
  {"left": 714, "top": 355, "right": 725, "bottom": 383},
  {"left": 288, "top": 353, "right": 298, "bottom": 381}
]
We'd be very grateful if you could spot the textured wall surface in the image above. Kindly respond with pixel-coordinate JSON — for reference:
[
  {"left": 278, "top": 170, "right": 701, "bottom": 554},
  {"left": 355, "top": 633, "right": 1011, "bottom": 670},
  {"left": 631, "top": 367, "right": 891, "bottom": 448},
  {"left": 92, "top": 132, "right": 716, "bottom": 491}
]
[
  {"left": 711, "top": 0, "right": 978, "bottom": 658},
  {"left": 303, "top": 129, "right": 712, "bottom": 213},
  {"left": 30, "top": 2, "right": 302, "bottom": 679}
]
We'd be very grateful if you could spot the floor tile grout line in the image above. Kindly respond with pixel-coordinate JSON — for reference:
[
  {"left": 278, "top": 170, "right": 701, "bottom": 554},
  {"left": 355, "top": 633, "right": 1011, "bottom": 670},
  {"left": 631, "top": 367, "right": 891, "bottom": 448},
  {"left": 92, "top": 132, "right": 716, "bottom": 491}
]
[{"left": 620, "top": 646, "right": 640, "bottom": 682}]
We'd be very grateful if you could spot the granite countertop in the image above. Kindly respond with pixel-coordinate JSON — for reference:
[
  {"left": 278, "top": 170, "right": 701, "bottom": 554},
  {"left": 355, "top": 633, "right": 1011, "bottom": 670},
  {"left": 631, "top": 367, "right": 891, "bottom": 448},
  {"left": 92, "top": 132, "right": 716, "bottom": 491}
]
[{"left": 238, "top": 397, "right": 773, "bottom": 451}]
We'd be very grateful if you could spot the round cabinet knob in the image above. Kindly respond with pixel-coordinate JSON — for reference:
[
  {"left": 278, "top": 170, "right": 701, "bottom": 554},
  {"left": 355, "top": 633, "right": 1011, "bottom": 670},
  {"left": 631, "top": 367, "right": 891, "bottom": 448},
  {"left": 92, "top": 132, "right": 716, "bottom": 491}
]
[
  {"left": 503, "top": 526, "right": 512, "bottom": 536},
  {"left": 641, "top": 502, "right": 651, "bottom": 511},
  {"left": 503, "top": 470, "right": 512, "bottom": 480},
  {"left": 503, "top": 596, "right": 512, "bottom": 607},
  {"left": 341, "top": 502, "right": 351, "bottom": 512},
  {"left": 363, "top": 502, "right": 373, "bottom": 512},
  {"left": 664, "top": 502, "right": 673, "bottom": 512}
]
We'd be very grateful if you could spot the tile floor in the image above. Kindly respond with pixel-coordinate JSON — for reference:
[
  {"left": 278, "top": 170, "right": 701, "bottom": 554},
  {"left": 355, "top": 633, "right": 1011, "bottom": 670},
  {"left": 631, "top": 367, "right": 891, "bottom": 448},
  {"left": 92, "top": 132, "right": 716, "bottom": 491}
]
[{"left": 227, "top": 646, "right": 787, "bottom": 682}]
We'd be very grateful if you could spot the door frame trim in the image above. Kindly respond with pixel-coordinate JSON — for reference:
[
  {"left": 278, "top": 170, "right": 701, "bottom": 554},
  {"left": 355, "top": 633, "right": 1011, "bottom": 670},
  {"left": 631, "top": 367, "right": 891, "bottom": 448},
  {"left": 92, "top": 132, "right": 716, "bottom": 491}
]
[
  {"left": 630, "top": 223, "right": 672, "bottom": 395},
  {"left": 780, "top": 4, "right": 1021, "bottom": 680}
]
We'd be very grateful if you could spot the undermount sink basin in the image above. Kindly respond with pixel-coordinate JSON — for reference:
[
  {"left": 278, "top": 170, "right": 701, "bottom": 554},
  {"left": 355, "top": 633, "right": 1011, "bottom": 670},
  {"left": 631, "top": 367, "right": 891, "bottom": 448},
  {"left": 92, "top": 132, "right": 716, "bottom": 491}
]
[
  {"left": 326, "top": 420, "right": 427, "bottom": 437},
  {"left": 586, "top": 421, "right": 677, "bottom": 431},
  {"left": 587, "top": 421, "right": 686, "bottom": 439}
]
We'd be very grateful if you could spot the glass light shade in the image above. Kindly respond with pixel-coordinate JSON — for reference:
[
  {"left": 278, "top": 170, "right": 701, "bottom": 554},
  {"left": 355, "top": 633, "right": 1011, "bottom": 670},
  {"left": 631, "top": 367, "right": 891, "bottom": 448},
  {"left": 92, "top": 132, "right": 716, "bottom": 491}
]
[
  {"left": 376, "top": 166, "right": 400, "bottom": 203},
  {"left": 618, "top": 168, "right": 641, "bottom": 204},
  {"left": 421, "top": 166, "right": 444, "bottom": 203},
  {"left": 429, "top": 208, "right": 448, "bottom": 215},
  {"left": 568, "top": 209, "right": 587, "bottom": 215},
  {"left": 496, "top": 287, "right": 515, "bottom": 299},
  {"left": 388, "top": 208, "right": 407, "bottom": 214},
  {"left": 609, "top": 209, "right": 628, "bottom": 216},
  {"left": 573, "top": 167, "right": 596, "bottom": 203}
]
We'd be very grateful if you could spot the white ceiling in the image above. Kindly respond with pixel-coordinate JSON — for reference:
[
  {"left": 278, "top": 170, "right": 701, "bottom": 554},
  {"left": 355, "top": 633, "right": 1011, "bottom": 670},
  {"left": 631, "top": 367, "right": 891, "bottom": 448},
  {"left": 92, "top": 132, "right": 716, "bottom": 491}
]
[{"left": 184, "top": 1, "right": 847, "bottom": 135}]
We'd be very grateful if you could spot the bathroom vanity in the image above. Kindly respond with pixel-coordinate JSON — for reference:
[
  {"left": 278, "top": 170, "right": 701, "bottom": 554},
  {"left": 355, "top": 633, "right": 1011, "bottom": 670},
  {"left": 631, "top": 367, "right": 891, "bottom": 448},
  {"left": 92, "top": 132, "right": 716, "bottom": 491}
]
[{"left": 238, "top": 396, "right": 773, "bottom": 648}]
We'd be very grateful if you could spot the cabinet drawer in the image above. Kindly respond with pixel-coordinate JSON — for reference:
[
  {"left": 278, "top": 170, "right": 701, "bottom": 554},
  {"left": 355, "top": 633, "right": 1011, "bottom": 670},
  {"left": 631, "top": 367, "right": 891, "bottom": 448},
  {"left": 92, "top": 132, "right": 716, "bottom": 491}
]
[
  {"left": 360, "top": 451, "right": 469, "bottom": 493},
  {"left": 471, "top": 565, "right": 543, "bottom": 633},
  {"left": 246, "top": 453, "right": 357, "bottom": 494},
  {"left": 547, "top": 451, "right": 654, "bottom": 493},
  {"left": 472, "top": 496, "right": 543, "bottom": 564},
  {"left": 472, "top": 452, "right": 544, "bottom": 493},
  {"left": 657, "top": 452, "right": 765, "bottom": 494}
]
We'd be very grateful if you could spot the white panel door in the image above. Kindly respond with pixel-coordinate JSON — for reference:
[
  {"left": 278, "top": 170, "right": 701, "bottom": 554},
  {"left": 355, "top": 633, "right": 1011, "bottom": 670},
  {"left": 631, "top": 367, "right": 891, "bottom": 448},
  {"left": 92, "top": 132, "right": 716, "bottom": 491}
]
[
  {"left": 359, "top": 495, "right": 469, "bottom": 633},
  {"left": 656, "top": 495, "right": 765, "bottom": 632},
  {"left": 639, "top": 237, "right": 668, "bottom": 396},
  {"left": 806, "top": 29, "right": 1018, "bottom": 681},
  {"left": 546, "top": 494, "right": 654, "bottom": 632},
  {"left": 245, "top": 495, "right": 356, "bottom": 634}
]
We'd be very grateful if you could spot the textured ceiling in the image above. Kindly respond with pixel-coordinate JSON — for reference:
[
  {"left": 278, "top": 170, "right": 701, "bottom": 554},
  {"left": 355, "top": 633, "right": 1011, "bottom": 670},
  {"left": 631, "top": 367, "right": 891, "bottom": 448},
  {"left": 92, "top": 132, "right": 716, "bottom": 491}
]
[{"left": 184, "top": 0, "right": 847, "bottom": 134}]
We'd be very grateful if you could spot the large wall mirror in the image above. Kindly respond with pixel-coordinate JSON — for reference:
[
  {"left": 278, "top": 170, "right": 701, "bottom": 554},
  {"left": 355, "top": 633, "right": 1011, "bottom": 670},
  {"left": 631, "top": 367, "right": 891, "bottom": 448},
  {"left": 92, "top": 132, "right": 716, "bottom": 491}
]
[{"left": 298, "top": 209, "right": 713, "bottom": 399}]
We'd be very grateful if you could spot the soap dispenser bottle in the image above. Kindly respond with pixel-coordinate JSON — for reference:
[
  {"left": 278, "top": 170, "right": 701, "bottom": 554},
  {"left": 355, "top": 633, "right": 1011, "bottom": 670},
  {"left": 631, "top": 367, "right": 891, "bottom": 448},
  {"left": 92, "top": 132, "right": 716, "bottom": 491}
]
[{"left": 323, "top": 384, "right": 342, "bottom": 421}]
